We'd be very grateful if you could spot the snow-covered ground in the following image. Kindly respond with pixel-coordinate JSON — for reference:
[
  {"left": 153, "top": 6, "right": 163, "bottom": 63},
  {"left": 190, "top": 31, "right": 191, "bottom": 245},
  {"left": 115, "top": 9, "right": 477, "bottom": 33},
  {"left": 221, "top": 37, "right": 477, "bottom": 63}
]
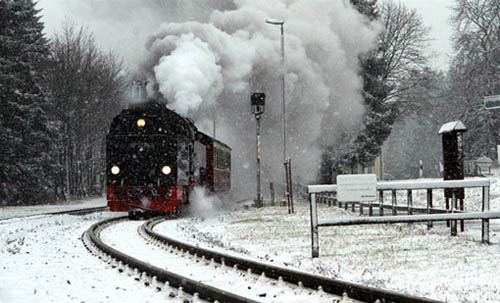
[
  {"left": 2, "top": 173, "right": 500, "bottom": 303},
  {"left": 155, "top": 175, "right": 500, "bottom": 303},
  {"left": 0, "top": 199, "right": 188, "bottom": 303},
  {"left": 101, "top": 220, "right": 347, "bottom": 303},
  {"left": 0, "top": 197, "right": 105, "bottom": 220}
]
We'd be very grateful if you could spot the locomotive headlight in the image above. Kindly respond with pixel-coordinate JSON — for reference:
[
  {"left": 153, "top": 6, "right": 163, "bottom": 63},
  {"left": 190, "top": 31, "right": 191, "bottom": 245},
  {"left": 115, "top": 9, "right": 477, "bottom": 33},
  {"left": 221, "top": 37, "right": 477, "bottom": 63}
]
[
  {"left": 137, "top": 118, "right": 146, "bottom": 128},
  {"left": 161, "top": 165, "right": 172, "bottom": 175},
  {"left": 111, "top": 165, "right": 120, "bottom": 175}
]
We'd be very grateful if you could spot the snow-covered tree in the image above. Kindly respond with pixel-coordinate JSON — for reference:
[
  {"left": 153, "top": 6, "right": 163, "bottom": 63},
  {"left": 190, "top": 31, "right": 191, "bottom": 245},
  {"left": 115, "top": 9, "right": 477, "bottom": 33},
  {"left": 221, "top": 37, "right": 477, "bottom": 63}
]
[
  {"left": 318, "top": 0, "right": 399, "bottom": 183},
  {"left": 0, "top": 0, "right": 59, "bottom": 205},
  {"left": 378, "top": 1, "right": 431, "bottom": 103},
  {"left": 384, "top": 69, "right": 452, "bottom": 179},
  {"left": 44, "top": 21, "right": 126, "bottom": 198},
  {"left": 449, "top": 0, "right": 500, "bottom": 161}
]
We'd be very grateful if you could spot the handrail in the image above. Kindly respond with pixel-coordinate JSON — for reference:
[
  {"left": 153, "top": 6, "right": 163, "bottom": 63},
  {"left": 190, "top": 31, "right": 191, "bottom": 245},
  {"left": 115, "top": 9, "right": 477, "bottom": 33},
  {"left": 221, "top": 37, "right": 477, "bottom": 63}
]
[
  {"left": 308, "top": 177, "right": 494, "bottom": 258},
  {"left": 308, "top": 177, "right": 494, "bottom": 193}
]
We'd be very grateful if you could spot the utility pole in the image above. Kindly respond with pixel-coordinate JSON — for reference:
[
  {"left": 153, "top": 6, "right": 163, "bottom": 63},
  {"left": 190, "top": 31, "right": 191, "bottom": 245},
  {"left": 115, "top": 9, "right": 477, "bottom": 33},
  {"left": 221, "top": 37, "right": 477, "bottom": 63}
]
[{"left": 266, "top": 18, "right": 288, "bottom": 200}]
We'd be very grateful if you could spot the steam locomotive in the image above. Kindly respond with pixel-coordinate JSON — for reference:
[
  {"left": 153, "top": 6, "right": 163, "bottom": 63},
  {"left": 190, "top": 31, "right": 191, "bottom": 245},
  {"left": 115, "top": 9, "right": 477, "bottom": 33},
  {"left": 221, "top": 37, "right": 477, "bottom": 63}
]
[{"left": 106, "top": 99, "right": 231, "bottom": 217}]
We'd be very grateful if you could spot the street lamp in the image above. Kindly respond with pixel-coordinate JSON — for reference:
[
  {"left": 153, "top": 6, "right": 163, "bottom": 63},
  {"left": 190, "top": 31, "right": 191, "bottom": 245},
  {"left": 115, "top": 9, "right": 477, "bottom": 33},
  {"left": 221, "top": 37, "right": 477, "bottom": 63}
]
[
  {"left": 251, "top": 92, "right": 266, "bottom": 208},
  {"left": 482, "top": 45, "right": 500, "bottom": 107},
  {"left": 265, "top": 18, "right": 287, "bottom": 199}
]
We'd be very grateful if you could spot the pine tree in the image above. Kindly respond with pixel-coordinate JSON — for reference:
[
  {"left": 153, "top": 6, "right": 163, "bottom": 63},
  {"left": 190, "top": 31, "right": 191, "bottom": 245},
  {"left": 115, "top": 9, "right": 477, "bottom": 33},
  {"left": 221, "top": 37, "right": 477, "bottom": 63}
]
[
  {"left": 347, "top": 0, "right": 397, "bottom": 168},
  {"left": 317, "top": 0, "right": 396, "bottom": 182},
  {"left": 0, "top": 0, "right": 59, "bottom": 205},
  {"left": 349, "top": 55, "right": 396, "bottom": 166}
]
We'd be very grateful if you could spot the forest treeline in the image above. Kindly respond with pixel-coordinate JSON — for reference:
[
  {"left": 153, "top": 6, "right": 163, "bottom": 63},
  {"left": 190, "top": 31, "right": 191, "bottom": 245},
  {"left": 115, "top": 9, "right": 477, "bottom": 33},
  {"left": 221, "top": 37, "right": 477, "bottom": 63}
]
[
  {"left": 383, "top": 0, "right": 500, "bottom": 180},
  {"left": 2, "top": 0, "right": 499, "bottom": 205},
  {"left": 321, "top": 0, "right": 500, "bottom": 182},
  {"left": 1, "top": 0, "right": 125, "bottom": 205}
]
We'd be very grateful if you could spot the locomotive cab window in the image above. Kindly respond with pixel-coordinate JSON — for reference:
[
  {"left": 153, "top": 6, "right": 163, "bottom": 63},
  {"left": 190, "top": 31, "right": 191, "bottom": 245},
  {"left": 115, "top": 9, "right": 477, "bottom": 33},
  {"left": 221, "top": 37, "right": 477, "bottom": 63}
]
[{"left": 177, "top": 136, "right": 191, "bottom": 185}]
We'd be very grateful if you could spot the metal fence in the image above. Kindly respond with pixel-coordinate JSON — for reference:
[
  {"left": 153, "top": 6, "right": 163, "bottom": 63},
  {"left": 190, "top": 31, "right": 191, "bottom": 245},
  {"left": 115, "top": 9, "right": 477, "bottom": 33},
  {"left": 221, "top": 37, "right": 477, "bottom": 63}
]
[{"left": 308, "top": 178, "right": 499, "bottom": 258}]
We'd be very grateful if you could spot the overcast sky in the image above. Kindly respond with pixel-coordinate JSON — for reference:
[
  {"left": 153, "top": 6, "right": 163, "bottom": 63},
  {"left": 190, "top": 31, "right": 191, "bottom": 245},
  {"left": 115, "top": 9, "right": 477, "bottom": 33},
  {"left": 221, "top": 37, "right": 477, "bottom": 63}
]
[
  {"left": 401, "top": 0, "right": 455, "bottom": 71},
  {"left": 36, "top": 0, "right": 456, "bottom": 71}
]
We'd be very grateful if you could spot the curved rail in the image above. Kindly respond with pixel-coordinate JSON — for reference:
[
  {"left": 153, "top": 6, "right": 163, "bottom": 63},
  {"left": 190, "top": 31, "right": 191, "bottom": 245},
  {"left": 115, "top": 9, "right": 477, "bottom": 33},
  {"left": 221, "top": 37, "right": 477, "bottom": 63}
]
[
  {"left": 46, "top": 206, "right": 108, "bottom": 216},
  {"left": 144, "top": 217, "right": 443, "bottom": 303},
  {"left": 0, "top": 206, "right": 109, "bottom": 224},
  {"left": 84, "top": 216, "right": 259, "bottom": 303}
]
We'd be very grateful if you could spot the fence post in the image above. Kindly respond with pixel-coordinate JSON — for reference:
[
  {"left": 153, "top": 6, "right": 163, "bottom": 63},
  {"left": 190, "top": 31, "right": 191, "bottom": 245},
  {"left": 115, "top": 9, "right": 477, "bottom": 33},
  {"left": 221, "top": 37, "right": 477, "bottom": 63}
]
[
  {"left": 482, "top": 185, "right": 490, "bottom": 244},
  {"left": 446, "top": 198, "right": 450, "bottom": 227},
  {"left": 379, "top": 190, "right": 384, "bottom": 216},
  {"left": 352, "top": 201, "right": 355, "bottom": 212},
  {"left": 270, "top": 182, "right": 275, "bottom": 206},
  {"left": 392, "top": 190, "right": 397, "bottom": 216},
  {"left": 288, "top": 159, "right": 294, "bottom": 214},
  {"left": 451, "top": 192, "right": 457, "bottom": 236},
  {"left": 460, "top": 198, "right": 465, "bottom": 232},
  {"left": 310, "top": 193, "right": 319, "bottom": 257},
  {"left": 427, "top": 189, "right": 433, "bottom": 229},
  {"left": 369, "top": 200, "right": 373, "bottom": 216},
  {"left": 407, "top": 189, "right": 413, "bottom": 216}
]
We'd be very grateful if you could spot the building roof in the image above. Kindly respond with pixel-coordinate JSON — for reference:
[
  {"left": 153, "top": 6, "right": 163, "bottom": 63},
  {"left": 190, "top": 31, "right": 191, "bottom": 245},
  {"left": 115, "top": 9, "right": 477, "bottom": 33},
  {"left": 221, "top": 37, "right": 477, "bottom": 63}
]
[{"left": 438, "top": 121, "right": 467, "bottom": 134}]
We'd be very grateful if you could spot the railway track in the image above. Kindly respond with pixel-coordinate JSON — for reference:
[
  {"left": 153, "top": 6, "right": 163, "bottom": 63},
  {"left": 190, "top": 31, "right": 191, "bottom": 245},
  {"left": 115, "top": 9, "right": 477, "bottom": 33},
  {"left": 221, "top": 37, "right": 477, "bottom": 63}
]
[
  {"left": 143, "top": 216, "right": 444, "bottom": 303},
  {"left": 0, "top": 206, "right": 109, "bottom": 224},
  {"left": 84, "top": 215, "right": 443, "bottom": 303},
  {"left": 45, "top": 206, "right": 109, "bottom": 216},
  {"left": 84, "top": 216, "right": 260, "bottom": 303}
]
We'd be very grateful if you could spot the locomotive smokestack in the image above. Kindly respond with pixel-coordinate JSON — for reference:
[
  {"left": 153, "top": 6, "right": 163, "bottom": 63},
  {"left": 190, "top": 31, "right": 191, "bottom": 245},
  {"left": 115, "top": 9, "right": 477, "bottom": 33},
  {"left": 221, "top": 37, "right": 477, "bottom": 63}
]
[
  {"left": 140, "top": 80, "right": 148, "bottom": 100},
  {"left": 130, "top": 80, "right": 149, "bottom": 102}
]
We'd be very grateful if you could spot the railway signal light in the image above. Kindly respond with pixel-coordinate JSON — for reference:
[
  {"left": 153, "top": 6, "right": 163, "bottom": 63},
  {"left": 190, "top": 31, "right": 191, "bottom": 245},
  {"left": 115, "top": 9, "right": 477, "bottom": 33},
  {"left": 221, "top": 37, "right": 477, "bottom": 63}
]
[
  {"left": 251, "top": 93, "right": 265, "bottom": 208},
  {"left": 251, "top": 92, "right": 266, "bottom": 117}
]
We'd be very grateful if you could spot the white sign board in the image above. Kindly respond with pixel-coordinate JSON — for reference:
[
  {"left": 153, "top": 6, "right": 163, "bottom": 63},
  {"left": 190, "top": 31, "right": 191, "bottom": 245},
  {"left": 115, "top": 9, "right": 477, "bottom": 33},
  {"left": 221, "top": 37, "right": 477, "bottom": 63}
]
[
  {"left": 484, "top": 95, "right": 500, "bottom": 110},
  {"left": 498, "top": 145, "right": 500, "bottom": 165},
  {"left": 337, "top": 174, "right": 377, "bottom": 202}
]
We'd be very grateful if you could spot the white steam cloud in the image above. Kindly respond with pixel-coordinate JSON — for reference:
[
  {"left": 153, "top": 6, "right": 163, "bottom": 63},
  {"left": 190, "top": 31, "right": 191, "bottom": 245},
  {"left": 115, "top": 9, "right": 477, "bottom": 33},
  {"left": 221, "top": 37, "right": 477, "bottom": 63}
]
[
  {"left": 153, "top": 32, "right": 224, "bottom": 115},
  {"left": 37, "top": 0, "right": 382, "bottom": 199},
  {"left": 188, "top": 186, "right": 223, "bottom": 218}
]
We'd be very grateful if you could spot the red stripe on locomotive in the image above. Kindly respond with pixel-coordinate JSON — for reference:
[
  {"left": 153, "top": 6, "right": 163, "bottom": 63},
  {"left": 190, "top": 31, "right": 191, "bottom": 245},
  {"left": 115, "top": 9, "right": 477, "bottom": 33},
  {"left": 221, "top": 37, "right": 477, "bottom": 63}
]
[{"left": 106, "top": 185, "right": 183, "bottom": 212}]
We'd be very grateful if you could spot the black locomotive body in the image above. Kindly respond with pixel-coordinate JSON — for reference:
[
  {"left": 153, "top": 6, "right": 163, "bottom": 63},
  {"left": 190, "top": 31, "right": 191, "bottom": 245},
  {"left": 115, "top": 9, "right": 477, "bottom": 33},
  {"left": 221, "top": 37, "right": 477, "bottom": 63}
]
[{"left": 106, "top": 100, "right": 230, "bottom": 215}]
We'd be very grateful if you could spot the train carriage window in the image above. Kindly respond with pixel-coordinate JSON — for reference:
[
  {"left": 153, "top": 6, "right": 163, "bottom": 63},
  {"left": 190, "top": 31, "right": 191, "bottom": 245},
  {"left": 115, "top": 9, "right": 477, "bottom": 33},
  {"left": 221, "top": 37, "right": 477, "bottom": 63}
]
[
  {"left": 214, "top": 147, "right": 218, "bottom": 169},
  {"left": 216, "top": 148, "right": 220, "bottom": 169},
  {"left": 211, "top": 142, "right": 230, "bottom": 171},
  {"left": 224, "top": 151, "right": 231, "bottom": 171},
  {"left": 216, "top": 147, "right": 220, "bottom": 169}
]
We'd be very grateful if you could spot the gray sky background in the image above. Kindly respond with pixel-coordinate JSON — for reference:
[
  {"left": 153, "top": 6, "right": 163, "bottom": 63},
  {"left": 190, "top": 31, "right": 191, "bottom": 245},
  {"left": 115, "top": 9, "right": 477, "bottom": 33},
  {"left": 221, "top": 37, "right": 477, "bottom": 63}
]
[
  {"left": 400, "top": 0, "right": 455, "bottom": 71},
  {"left": 36, "top": 0, "right": 456, "bottom": 71}
]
